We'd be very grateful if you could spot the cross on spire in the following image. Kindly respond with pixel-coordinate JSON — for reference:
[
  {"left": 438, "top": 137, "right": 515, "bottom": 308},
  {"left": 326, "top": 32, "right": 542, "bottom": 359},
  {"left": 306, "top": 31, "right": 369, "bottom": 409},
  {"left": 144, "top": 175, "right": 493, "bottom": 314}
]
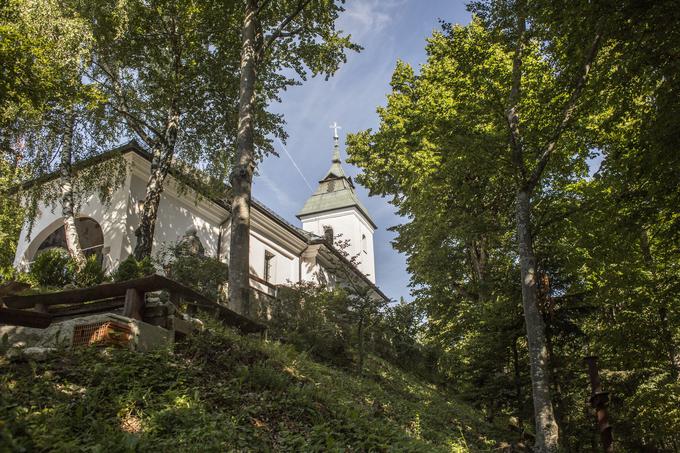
[
  {"left": 330, "top": 121, "right": 342, "bottom": 139},
  {"left": 330, "top": 121, "right": 341, "bottom": 162}
]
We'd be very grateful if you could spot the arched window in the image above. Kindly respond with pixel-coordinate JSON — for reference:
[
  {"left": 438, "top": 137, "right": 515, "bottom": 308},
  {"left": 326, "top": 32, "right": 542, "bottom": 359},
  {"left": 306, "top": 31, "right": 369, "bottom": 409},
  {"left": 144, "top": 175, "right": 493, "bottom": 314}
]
[
  {"left": 362, "top": 234, "right": 367, "bottom": 253},
  {"left": 33, "top": 218, "right": 104, "bottom": 264}
]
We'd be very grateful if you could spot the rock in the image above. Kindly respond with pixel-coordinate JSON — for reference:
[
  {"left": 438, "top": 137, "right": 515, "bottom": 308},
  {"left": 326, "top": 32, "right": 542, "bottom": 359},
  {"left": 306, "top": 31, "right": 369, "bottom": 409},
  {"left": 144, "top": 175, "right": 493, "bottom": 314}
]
[
  {"left": 182, "top": 313, "right": 205, "bottom": 330},
  {"left": 7, "top": 346, "right": 56, "bottom": 361}
]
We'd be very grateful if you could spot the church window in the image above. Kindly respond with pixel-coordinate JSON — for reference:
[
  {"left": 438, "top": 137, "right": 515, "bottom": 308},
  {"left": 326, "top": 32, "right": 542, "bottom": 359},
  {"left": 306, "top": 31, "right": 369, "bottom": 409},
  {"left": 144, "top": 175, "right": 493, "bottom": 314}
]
[
  {"left": 362, "top": 234, "right": 367, "bottom": 253},
  {"left": 264, "top": 251, "right": 275, "bottom": 282},
  {"left": 326, "top": 180, "right": 335, "bottom": 192}
]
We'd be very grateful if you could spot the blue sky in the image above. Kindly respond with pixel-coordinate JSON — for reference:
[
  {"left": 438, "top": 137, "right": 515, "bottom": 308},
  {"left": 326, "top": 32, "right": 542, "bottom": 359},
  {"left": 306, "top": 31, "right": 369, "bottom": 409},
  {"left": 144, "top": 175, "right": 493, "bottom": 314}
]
[{"left": 253, "top": 1, "right": 472, "bottom": 301}]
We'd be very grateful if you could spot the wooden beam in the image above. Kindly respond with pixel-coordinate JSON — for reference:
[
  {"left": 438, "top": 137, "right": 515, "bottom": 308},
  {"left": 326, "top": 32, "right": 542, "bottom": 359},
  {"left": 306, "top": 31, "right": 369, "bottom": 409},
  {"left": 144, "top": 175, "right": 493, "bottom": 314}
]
[
  {"left": 0, "top": 307, "right": 51, "bottom": 328},
  {"left": 2, "top": 275, "right": 214, "bottom": 309},
  {"left": 50, "top": 298, "right": 125, "bottom": 320},
  {"left": 1, "top": 274, "right": 266, "bottom": 334},
  {"left": 123, "top": 288, "right": 144, "bottom": 321}
]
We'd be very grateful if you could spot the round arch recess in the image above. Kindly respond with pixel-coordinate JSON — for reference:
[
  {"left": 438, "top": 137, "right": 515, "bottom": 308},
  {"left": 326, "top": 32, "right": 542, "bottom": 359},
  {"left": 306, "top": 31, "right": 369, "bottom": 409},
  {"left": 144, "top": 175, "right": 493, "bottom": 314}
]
[{"left": 30, "top": 217, "right": 105, "bottom": 264}]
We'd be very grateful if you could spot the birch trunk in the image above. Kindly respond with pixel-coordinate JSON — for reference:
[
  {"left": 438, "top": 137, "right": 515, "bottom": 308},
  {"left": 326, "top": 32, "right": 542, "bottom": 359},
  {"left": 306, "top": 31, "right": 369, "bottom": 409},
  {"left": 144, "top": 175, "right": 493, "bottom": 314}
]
[
  {"left": 228, "top": 0, "right": 258, "bottom": 316},
  {"left": 60, "top": 110, "right": 86, "bottom": 270},
  {"left": 516, "top": 189, "right": 559, "bottom": 452},
  {"left": 133, "top": 108, "right": 180, "bottom": 260}
]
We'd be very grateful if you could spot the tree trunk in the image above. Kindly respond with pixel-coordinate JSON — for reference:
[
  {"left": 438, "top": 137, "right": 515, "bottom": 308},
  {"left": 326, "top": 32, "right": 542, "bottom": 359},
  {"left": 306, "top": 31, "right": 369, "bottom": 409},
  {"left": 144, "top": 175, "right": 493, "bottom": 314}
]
[
  {"left": 133, "top": 108, "right": 180, "bottom": 260},
  {"left": 357, "top": 314, "right": 365, "bottom": 375},
  {"left": 228, "top": 0, "right": 258, "bottom": 315},
  {"left": 516, "top": 189, "right": 559, "bottom": 452},
  {"left": 60, "top": 110, "right": 86, "bottom": 270},
  {"left": 512, "top": 335, "right": 524, "bottom": 427}
]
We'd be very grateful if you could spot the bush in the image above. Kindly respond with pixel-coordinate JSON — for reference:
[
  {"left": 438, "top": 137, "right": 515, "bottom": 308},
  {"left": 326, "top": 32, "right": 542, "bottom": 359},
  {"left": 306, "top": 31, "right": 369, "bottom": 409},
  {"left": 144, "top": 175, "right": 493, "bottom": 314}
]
[
  {"left": 112, "top": 255, "right": 155, "bottom": 282},
  {"left": 29, "top": 248, "right": 109, "bottom": 289},
  {"left": 29, "top": 248, "right": 75, "bottom": 287},
  {"left": 73, "top": 255, "right": 108, "bottom": 287},
  {"left": 159, "top": 242, "right": 228, "bottom": 301},
  {"left": 269, "top": 283, "right": 353, "bottom": 368}
]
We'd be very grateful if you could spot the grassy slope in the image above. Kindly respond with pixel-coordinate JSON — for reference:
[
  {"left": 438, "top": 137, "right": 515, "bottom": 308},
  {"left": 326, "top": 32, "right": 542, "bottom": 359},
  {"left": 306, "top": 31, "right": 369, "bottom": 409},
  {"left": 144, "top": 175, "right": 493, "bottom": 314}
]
[{"left": 0, "top": 320, "right": 511, "bottom": 452}]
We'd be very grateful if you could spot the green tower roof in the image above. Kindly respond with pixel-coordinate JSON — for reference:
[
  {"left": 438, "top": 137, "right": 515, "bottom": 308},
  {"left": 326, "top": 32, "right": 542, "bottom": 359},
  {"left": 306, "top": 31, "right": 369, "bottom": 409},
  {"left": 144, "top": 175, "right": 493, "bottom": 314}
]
[{"left": 296, "top": 133, "right": 376, "bottom": 229}]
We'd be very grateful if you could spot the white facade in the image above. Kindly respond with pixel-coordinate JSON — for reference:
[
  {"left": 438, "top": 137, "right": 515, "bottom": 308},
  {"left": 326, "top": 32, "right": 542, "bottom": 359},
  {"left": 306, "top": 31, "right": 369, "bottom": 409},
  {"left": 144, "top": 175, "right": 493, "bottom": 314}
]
[
  {"left": 299, "top": 207, "right": 376, "bottom": 283},
  {"left": 13, "top": 145, "right": 387, "bottom": 303}
]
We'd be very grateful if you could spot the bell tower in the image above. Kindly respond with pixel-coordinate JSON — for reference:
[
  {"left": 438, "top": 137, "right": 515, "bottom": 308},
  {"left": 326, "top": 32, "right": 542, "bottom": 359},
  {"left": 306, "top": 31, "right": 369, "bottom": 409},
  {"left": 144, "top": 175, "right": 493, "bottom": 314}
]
[{"left": 297, "top": 123, "right": 377, "bottom": 282}]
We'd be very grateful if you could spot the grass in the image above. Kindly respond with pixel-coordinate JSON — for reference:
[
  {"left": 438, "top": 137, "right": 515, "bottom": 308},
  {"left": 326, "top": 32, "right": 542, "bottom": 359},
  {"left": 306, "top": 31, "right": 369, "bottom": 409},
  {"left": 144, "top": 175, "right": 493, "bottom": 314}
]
[{"left": 0, "top": 318, "right": 512, "bottom": 452}]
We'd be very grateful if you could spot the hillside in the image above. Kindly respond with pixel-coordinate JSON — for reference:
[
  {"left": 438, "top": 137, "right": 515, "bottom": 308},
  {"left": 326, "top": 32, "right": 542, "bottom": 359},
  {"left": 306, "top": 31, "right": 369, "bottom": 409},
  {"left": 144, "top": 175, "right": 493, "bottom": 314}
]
[{"left": 0, "top": 319, "right": 513, "bottom": 452}]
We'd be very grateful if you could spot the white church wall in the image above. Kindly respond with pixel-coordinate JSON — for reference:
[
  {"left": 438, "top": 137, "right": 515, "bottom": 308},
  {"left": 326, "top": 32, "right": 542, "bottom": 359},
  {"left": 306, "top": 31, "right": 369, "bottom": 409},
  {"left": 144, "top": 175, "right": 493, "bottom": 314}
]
[
  {"left": 13, "top": 176, "right": 131, "bottom": 272},
  {"left": 126, "top": 173, "right": 224, "bottom": 261},
  {"left": 300, "top": 207, "right": 376, "bottom": 283},
  {"left": 249, "top": 227, "right": 299, "bottom": 285}
]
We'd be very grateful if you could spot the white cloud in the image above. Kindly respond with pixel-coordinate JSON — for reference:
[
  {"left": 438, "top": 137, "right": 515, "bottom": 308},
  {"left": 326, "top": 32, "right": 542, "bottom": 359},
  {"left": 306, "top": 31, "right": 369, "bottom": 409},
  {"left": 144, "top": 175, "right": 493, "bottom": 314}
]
[
  {"left": 341, "top": 0, "right": 405, "bottom": 37},
  {"left": 255, "top": 169, "right": 297, "bottom": 210}
]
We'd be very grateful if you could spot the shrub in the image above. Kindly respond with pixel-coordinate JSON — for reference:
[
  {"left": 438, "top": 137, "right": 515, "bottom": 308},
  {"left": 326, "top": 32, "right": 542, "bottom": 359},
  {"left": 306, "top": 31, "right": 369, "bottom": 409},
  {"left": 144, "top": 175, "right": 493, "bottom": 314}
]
[
  {"left": 112, "top": 255, "right": 155, "bottom": 282},
  {"left": 159, "top": 242, "right": 228, "bottom": 301},
  {"left": 29, "top": 248, "right": 75, "bottom": 287},
  {"left": 73, "top": 255, "right": 108, "bottom": 287},
  {"left": 29, "top": 248, "right": 109, "bottom": 289},
  {"left": 269, "top": 283, "right": 353, "bottom": 368}
]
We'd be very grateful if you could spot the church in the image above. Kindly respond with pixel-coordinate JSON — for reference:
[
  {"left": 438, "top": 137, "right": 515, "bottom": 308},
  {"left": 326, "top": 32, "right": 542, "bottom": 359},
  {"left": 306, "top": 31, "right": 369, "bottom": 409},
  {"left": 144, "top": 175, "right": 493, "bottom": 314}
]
[{"left": 12, "top": 129, "right": 389, "bottom": 306}]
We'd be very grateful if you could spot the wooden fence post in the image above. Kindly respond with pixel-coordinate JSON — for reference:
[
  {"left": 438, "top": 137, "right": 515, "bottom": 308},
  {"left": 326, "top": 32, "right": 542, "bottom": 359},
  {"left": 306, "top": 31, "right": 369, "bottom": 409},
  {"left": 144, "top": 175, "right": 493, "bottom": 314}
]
[{"left": 123, "top": 288, "right": 145, "bottom": 321}]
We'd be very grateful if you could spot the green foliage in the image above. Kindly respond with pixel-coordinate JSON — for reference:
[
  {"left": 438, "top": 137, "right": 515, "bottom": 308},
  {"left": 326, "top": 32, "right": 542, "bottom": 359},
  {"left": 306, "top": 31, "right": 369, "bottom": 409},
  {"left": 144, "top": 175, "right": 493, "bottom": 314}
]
[
  {"left": 112, "top": 255, "right": 155, "bottom": 282},
  {"left": 81, "top": 0, "right": 249, "bottom": 184},
  {"left": 0, "top": 319, "right": 512, "bottom": 451},
  {"left": 0, "top": 159, "right": 24, "bottom": 279},
  {"left": 347, "top": 5, "right": 680, "bottom": 451},
  {"left": 28, "top": 248, "right": 108, "bottom": 289},
  {"left": 73, "top": 254, "right": 108, "bottom": 287},
  {"left": 29, "top": 248, "right": 75, "bottom": 288},
  {"left": 270, "top": 282, "right": 353, "bottom": 368},
  {"left": 158, "top": 241, "right": 228, "bottom": 302},
  {"left": 0, "top": 0, "right": 91, "bottom": 127}
]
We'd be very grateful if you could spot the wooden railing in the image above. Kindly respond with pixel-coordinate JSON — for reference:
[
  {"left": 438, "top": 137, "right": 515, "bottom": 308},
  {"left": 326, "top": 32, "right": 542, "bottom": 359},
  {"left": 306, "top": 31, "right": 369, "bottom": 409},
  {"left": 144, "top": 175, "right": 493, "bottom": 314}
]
[{"left": 0, "top": 275, "right": 266, "bottom": 334}]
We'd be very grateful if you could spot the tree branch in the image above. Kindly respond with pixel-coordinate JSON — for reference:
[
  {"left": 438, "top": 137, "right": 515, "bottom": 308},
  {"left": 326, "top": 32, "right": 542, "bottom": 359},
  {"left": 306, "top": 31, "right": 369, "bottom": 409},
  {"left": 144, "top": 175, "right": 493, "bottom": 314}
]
[
  {"left": 93, "top": 60, "right": 162, "bottom": 146},
  {"left": 449, "top": 280, "right": 478, "bottom": 302},
  {"left": 277, "top": 27, "right": 304, "bottom": 38},
  {"left": 254, "top": 0, "right": 272, "bottom": 16},
  {"left": 505, "top": 4, "right": 527, "bottom": 181},
  {"left": 259, "top": 0, "right": 313, "bottom": 57},
  {"left": 526, "top": 32, "right": 602, "bottom": 190}
]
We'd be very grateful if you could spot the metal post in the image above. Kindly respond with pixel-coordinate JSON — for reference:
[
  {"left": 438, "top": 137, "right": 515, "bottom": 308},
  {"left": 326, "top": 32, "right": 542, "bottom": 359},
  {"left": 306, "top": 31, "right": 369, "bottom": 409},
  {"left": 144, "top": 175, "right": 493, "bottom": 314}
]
[{"left": 584, "top": 356, "right": 614, "bottom": 453}]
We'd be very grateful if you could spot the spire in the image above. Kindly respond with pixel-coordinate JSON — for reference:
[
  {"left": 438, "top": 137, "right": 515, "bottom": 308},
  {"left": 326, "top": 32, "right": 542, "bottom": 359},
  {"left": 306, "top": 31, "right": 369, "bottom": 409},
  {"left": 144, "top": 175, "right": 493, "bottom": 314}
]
[
  {"left": 296, "top": 122, "right": 377, "bottom": 229},
  {"left": 324, "top": 121, "right": 345, "bottom": 179},
  {"left": 330, "top": 121, "right": 341, "bottom": 163}
]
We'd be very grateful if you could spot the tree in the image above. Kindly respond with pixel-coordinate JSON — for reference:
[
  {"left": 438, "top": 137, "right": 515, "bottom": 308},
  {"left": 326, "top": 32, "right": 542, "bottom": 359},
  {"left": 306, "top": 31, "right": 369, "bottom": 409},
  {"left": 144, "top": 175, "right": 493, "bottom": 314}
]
[
  {"left": 227, "top": 0, "right": 359, "bottom": 315},
  {"left": 347, "top": 15, "right": 604, "bottom": 449},
  {"left": 81, "top": 0, "right": 255, "bottom": 260},
  {"left": 324, "top": 234, "right": 388, "bottom": 375},
  {"left": 58, "top": 109, "right": 87, "bottom": 269},
  {"left": 0, "top": 0, "right": 116, "bottom": 271}
]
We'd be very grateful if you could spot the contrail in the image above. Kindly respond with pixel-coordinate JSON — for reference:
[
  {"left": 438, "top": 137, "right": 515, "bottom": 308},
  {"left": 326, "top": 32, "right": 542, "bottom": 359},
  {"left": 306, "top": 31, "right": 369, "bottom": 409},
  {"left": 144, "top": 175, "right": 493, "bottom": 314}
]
[{"left": 277, "top": 138, "right": 314, "bottom": 192}]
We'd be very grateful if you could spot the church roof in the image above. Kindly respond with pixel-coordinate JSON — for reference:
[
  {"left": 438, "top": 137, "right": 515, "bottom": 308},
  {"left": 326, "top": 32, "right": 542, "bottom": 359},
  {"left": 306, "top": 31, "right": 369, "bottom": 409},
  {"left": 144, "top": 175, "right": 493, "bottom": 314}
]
[{"left": 296, "top": 136, "right": 377, "bottom": 229}]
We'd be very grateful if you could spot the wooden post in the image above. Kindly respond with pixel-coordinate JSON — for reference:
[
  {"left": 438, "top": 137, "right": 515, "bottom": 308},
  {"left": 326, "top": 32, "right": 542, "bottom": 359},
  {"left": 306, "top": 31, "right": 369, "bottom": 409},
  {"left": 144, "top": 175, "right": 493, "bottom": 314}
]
[
  {"left": 123, "top": 288, "right": 145, "bottom": 321},
  {"left": 584, "top": 356, "right": 614, "bottom": 452}
]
